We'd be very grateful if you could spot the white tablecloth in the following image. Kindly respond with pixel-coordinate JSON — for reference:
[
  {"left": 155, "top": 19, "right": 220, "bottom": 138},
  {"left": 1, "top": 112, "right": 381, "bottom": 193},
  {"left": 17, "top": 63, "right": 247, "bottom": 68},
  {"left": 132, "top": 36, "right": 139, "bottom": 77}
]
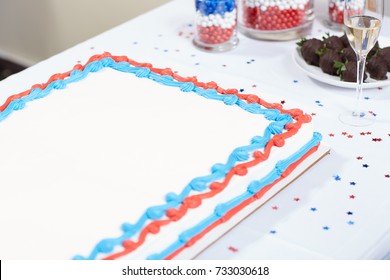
[{"left": 1, "top": 0, "right": 389, "bottom": 259}]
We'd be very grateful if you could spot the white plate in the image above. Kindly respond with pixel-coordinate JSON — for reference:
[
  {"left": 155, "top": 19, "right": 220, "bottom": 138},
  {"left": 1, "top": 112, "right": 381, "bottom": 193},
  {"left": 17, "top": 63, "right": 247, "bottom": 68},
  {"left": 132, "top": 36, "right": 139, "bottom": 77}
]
[{"left": 293, "top": 36, "right": 390, "bottom": 89}]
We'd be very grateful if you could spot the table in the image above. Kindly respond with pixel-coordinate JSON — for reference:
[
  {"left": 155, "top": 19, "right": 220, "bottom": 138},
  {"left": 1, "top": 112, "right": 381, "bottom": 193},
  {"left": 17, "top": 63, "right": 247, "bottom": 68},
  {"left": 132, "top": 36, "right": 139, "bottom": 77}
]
[{"left": 0, "top": 0, "right": 389, "bottom": 260}]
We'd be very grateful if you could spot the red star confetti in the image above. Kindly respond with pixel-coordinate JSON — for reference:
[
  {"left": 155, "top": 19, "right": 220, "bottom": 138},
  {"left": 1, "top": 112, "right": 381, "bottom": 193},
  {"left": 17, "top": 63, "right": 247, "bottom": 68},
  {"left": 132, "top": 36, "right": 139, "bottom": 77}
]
[
  {"left": 311, "top": 113, "right": 317, "bottom": 116},
  {"left": 349, "top": 195, "right": 356, "bottom": 199},
  {"left": 252, "top": 84, "right": 257, "bottom": 88},
  {"left": 366, "top": 132, "right": 372, "bottom": 135},
  {"left": 281, "top": 100, "right": 286, "bottom": 104},
  {"left": 228, "top": 246, "right": 238, "bottom": 253},
  {"left": 293, "top": 197, "right": 300, "bottom": 202},
  {"left": 372, "top": 138, "right": 382, "bottom": 142},
  {"left": 329, "top": 133, "right": 335, "bottom": 137},
  {"left": 360, "top": 132, "right": 366, "bottom": 136},
  {"left": 271, "top": 206, "right": 279, "bottom": 210},
  {"left": 368, "top": 111, "right": 377, "bottom": 117},
  {"left": 385, "top": 174, "right": 390, "bottom": 178},
  {"left": 347, "top": 134, "right": 353, "bottom": 139},
  {"left": 356, "top": 156, "right": 363, "bottom": 160},
  {"left": 342, "top": 132, "right": 348, "bottom": 136}
]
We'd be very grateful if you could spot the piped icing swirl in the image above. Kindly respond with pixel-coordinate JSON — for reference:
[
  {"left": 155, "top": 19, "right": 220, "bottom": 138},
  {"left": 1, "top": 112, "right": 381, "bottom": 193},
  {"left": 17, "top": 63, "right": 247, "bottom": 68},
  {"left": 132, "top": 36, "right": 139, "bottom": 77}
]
[{"left": 0, "top": 53, "right": 320, "bottom": 260}]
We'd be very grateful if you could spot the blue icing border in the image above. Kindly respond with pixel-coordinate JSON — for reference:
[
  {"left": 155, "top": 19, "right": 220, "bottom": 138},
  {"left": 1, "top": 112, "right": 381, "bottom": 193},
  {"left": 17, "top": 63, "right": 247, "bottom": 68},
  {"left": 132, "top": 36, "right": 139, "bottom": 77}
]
[
  {"left": 147, "top": 132, "right": 322, "bottom": 260},
  {"left": 0, "top": 56, "right": 316, "bottom": 260}
]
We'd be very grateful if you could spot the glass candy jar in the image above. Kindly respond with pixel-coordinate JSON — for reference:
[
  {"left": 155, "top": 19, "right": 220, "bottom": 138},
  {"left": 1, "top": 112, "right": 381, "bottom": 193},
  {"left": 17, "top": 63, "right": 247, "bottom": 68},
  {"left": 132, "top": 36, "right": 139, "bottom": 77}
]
[
  {"left": 329, "top": 0, "right": 344, "bottom": 24},
  {"left": 326, "top": 0, "right": 365, "bottom": 30},
  {"left": 238, "top": 0, "right": 315, "bottom": 40},
  {"left": 193, "top": 0, "right": 239, "bottom": 52}
]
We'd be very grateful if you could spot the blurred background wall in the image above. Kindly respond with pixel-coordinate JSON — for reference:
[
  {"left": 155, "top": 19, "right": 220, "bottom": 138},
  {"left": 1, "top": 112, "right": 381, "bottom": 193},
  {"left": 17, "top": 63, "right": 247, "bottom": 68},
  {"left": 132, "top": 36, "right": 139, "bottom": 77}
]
[
  {"left": 0, "top": 0, "right": 171, "bottom": 65},
  {"left": 0, "top": 0, "right": 389, "bottom": 66}
]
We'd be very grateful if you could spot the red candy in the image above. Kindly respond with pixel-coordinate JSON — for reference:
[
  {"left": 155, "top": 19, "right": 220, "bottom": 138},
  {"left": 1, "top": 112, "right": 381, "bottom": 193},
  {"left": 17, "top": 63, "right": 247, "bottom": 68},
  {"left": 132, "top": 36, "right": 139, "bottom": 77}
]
[
  {"left": 329, "top": 5, "right": 344, "bottom": 24},
  {"left": 196, "top": 25, "right": 236, "bottom": 44},
  {"left": 241, "top": 5, "right": 307, "bottom": 31}
]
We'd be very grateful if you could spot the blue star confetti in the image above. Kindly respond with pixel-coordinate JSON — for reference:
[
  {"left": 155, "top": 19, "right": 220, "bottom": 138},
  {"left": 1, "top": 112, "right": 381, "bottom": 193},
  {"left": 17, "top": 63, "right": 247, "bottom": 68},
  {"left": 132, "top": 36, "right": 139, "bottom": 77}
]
[{"left": 333, "top": 175, "right": 342, "bottom": 181}]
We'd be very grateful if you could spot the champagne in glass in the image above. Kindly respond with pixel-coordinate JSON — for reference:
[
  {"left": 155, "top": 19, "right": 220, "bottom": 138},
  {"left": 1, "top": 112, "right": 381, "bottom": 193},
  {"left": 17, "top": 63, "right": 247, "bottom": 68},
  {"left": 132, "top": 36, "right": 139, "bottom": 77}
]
[
  {"left": 345, "top": 16, "right": 381, "bottom": 55},
  {"left": 339, "top": 0, "right": 384, "bottom": 126}
]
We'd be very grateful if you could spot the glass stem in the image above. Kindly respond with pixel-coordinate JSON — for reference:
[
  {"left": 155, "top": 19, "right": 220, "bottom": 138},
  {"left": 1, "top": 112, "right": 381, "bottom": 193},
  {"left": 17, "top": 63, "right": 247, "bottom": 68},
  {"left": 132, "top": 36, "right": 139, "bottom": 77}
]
[{"left": 354, "top": 54, "right": 367, "bottom": 118}]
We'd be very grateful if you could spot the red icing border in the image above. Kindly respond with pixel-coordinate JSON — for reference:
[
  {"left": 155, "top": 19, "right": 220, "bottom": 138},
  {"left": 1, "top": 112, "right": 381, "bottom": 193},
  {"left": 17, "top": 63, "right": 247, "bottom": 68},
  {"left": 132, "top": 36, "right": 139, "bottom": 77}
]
[
  {"left": 165, "top": 143, "right": 320, "bottom": 260},
  {"left": 0, "top": 53, "right": 314, "bottom": 260}
]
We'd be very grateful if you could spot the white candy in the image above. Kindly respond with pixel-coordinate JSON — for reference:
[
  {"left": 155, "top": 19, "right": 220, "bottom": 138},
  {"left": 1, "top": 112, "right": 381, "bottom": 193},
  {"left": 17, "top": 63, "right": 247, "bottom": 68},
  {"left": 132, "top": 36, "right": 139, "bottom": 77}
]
[
  {"left": 196, "top": 9, "right": 237, "bottom": 29},
  {"left": 244, "top": 0, "right": 310, "bottom": 10}
]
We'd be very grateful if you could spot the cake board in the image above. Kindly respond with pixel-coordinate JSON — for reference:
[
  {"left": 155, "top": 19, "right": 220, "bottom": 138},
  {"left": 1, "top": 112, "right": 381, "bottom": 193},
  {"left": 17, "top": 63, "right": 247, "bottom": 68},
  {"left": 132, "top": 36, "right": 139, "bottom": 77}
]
[
  {"left": 174, "top": 143, "right": 330, "bottom": 260},
  {"left": 0, "top": 54, "right": 326, "bottom": 260}
]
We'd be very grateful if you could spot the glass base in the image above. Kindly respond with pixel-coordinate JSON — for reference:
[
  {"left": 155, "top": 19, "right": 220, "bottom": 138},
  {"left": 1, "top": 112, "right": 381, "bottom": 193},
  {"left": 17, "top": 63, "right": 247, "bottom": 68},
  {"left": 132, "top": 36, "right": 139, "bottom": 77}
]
[
  {"left": 322, "top": 19, "right": 344, "bottom": 31},
  {"left": 238, "top": 20, "right": 313, "bottom": 41},
  {"left": 339, "top": 111, "right": 375, "bottom": 126},
  {"left": 192, "top": 36, "right": 239, "bottom": 52}
]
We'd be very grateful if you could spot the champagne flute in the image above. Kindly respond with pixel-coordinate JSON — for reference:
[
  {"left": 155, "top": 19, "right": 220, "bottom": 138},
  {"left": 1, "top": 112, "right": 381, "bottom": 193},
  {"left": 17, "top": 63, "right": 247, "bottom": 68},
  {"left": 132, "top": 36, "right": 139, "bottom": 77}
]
[{"left": 339, "top": 0, "right": 384, "bottom": 126}]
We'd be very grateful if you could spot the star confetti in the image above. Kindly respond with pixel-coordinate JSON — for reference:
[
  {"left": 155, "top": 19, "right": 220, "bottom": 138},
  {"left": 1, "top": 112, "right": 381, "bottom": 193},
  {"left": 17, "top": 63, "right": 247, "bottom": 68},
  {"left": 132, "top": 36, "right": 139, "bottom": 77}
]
[
  {"left": 271, "top": 206, "right": 279, "bottom": 210},
  {"left": 270, "top": 230, "right": 277, "bottom": 234},
  {"left": 347, "top": 221, "right": 355, "bottom": 225},
  {"left": 349, "top": 195, "right": 356, "bottom": 199},
  {"left": 329, "top": 133, "right": 335, "bottom": 137},
  {"left": 333, "top": 175, "right": 342, "bottom": 181},
  {"left": 310, "top": 207, "right": 318, "bottom": 212},
  {"left": 347, "top": 211, "right": 353, "bottom": 215},
  {"left": 293, "top": 197, "right": 300, "bottom": 202},
  {"left": 362, "top": 164, "right": 369, "bottom": 168},
  {"left": 350, "top": 182, "right": 357, "bottom": 186},
  {"left": 356, "top": 156, "right": 363, "bottom": 160},
  {"left": 228, "top": 246, "right": 238, "bottom": 253},
  {"left": 323, "top": 226, "right": 330, "bottom": 231},
  {"left": 372, "top": 138, "right": 382, "bottom": 142}
]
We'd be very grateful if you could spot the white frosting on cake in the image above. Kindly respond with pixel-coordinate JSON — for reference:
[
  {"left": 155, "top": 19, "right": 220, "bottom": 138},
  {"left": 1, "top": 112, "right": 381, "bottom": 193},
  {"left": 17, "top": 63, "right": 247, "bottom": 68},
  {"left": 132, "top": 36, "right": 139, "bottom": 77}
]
[{"left": 0, "top": 63, "right": 316, "bottom": 259}]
